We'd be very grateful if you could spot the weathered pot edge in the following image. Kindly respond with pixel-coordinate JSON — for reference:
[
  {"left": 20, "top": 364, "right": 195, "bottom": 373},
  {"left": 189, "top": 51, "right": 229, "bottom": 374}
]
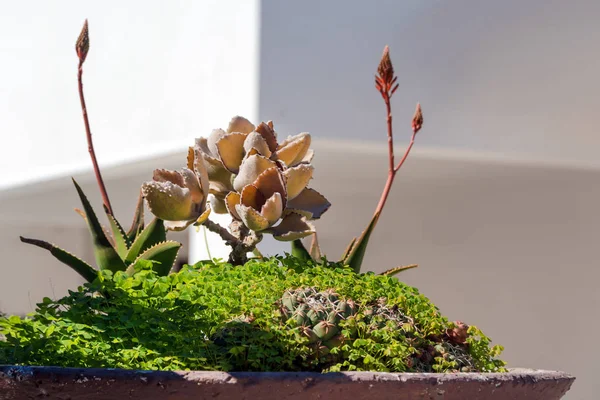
[{"left": 0, "top": 365, "right": 575, "bottom": 400}]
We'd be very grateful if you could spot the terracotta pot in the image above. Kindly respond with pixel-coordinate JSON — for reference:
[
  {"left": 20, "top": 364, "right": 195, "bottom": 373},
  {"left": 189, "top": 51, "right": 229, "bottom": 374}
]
[{"left": 0, "top": 366, "right": 574, "bottom": 399}]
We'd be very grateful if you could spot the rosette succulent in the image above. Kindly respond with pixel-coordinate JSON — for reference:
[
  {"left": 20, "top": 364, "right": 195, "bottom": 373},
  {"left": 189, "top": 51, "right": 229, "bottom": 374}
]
[
  {"left": 195, "top": 116, "right": 331, "bottom": 241},
  {"left": 279, "top": 287, "right": 358, "bottom": 360},
  {"left": 141, "top": 148, "right": 211, "bottom": 232}
]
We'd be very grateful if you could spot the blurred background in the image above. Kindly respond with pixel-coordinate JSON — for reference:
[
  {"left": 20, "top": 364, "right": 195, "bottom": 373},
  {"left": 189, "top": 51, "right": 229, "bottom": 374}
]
[{"left": 1, "top": 1, "right": 598, "bottom": 398}]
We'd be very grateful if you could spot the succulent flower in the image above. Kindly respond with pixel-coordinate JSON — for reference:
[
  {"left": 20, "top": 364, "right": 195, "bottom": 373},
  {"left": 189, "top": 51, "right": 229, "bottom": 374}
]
[
  {"left": 195, "top": 116, "right": 330, "bottom": 241},
  {"left": 141, "top": 151, "right": 211, "bottom": 231}
]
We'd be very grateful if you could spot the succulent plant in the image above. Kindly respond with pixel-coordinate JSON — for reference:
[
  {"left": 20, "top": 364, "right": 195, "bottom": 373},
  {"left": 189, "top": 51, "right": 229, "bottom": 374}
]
[
  {"left": 192, "top": 116, "right": 330, "bottom": 241},
  {"left": 141, "top": 146, "right": 211, "bottom": 231},
  {"left": 278, "top": 287, "right": 357, "bottom": 359},
  {"left": 20, "top": 180, "right": 181, "bottom": 282}
]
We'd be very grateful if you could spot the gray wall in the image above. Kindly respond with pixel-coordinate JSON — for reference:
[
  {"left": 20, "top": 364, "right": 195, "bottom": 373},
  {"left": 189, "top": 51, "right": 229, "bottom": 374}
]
[{"left": 259, "top": 0, "right": 600, "bottom": 165}]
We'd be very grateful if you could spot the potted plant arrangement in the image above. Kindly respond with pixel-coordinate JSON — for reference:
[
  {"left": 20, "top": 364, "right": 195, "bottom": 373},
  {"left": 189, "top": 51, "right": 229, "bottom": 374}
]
[{"left": 0, "top": 21, "right": 574, "bottom": 399}]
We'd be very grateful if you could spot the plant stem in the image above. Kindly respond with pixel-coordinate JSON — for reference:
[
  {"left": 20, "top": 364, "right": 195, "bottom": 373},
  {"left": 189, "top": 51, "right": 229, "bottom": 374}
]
[
  {"left": 77, "top": 60, "right": 114, "bottom": 215},
  {"left": 394, "top": 131, "right": 417, "bottom": 173},
  {"left": 202, "top": 226, "right": 212, "bottom": 260},
  {"left": 373, "top": 92, "right": 418, "bottom": 218},
  {"left": 203, "top": 219, "right": 240, "bottom": 247},
  {"left": 385, "top": 96, "right": 395, "bottom": 173},
  {"left": 203, "top": 219, "right": 257, "bottom": 265}
]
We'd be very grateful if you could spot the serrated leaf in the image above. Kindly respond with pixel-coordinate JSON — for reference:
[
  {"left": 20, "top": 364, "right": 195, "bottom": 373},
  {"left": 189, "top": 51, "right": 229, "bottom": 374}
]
[
  {"left": 72, "top": 179, "right": 127, "bottom": 273},
  {"left": 291, "top": 239, "right": 311, "bottom": 261},
  {"left": 379, "top": 264, "right": 418, "bottom": 277},
  {"left": 340, "top": 237, "right": 356, "bottom": 264},
  {"left": 125, "top": 218, "right": 167, "bottom": 264},
  {"left": 105, "top": 208, "right": 131, "bottom": 259},
  {"left": 20, "top": 236, "right": 98, "bottom": 282},
  {"left": 344, "top": 211, "right": 380, "bottom": 273},
  {"left": 309, "top": 232, "right": 322, "bottom": 261},
  {"left": 126, "top": 191, "right": 145, "bottom": 243},
  {"left": 126, "top": 241, "right": 181, "bottom": 276}
]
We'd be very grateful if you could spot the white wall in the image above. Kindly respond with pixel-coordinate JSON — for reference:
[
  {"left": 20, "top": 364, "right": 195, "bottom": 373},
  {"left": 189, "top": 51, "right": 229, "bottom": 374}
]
[{"left": 0, "top": 0, "right": 260, "bottom": 190}]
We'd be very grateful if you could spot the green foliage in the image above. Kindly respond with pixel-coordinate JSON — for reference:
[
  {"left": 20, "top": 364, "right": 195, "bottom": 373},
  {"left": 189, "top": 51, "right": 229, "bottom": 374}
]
[
  {"left": 290, "top": 239, "right": 312, "bottom": 261},
  {"left": 20, "top": 180, "right": 180, "bottom": 282},
  {"left": 0, "top": 257, "right": 505, "bottom": 373}
]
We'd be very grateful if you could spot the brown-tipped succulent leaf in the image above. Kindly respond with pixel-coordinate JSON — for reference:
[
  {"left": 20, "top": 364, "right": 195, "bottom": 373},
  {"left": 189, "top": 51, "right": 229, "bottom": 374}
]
[
  {"left": 195, "top": 137, "right": 234, "bottom": 194},
  {"left": 225, "top": 191, "right": 242, "bottom": 220},
  {"left": 216, "top": 133, "right": 247, "bottom": 173},
  {"left": 252, "top": 167, "right": 287, "bottom": 209},
  {"left": 282, "top": 164, "right": 313, "bottom": 200},
  {"left": 260, "top": 192, "right": 284, "bottom": 225},
  {"left": 287, "top": 188, "right": 331, "bottom": 219},
  {"left": 227, "top": 116, "right": 255, "bottom": 134},
  {"left": 235, "top": 204, "right": 271, "bottom": 231},
  {"left": 244, "top": 131, "right": 272, "bottom": 158},
  {"left": 142, "top": 166, "right": 209, "bottom": 231},
  {"left": 266, "top": 212, "right": 314, "bottom": 241},
  {"left": 255, "top": 122, "right": 278, "bottom": 153},
  {"left": 210, "top": 194, "right": 229, "bottom": 214},
  {"left": 233, "top": 154, "right": 278, "bottom": 192},
  {"left": 275, "top": 133, "right": 311, "bottom": 167}
]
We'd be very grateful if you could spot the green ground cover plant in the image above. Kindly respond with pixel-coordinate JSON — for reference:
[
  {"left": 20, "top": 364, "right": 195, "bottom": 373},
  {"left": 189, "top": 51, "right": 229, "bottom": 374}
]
[{"left": 0, "top": 258, "right": 504, "bottom": 373}]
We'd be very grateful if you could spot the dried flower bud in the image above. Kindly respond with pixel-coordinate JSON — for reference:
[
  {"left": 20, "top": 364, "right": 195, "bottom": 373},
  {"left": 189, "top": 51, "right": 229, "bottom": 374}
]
[
  {"left": 446, "top": 321, "right": 469, "bottom": 345},
  {"left": 76, "top": 19, "right": 90, "bottom": 63},
  {"left": 377, "top": 45, "right": 396, "bottom": 93},
  {"left": 412, "top": 103, "right": 423, "bottom": 134}
]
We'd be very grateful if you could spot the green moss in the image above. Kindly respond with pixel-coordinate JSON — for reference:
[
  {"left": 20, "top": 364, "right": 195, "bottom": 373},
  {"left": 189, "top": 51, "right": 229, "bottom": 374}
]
[{"left": 0, "top": 256, "right": 505, "bottom": 373}]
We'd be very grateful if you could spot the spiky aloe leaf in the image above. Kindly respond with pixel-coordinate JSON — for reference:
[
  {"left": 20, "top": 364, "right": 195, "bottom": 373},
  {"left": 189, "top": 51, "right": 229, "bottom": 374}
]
[
  {"left": 104, "top": 206, "right": 131, "bottom": 259},
  {"left": 124, "top": 218, "right": 167, "bottom": 264},
  {"left": 75, "top": 208, "right": 115, "bottom": 246},
  {"left": 379, "top": 264, "right": 418, "bottom": 277},
  {"left": 125, "top": 240, "right": 181, "bottom": 276},
  {"left": 344, "top": 211, "right": 381, "bottom": 273},
  {"left": 126, "top": 191, "right": 145, "bottom": 243},
  {"left": 20, "top": 236, "right": 98, "bottom": 282},
  {"left": 291, "top": 239, "right": 311, "bottom": 261},
  {"left": 72, "top": 179, "right": 127, "bottom": 273},
  {"left": 309, "top": 233, "right": 322, "bottom": 261},
  {"left": 340, "top": 237, "right": 356, "bottom": 263}
]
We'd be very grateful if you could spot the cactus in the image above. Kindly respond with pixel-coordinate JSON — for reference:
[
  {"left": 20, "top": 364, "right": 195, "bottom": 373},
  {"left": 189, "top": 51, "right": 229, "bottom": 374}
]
[
  {"left": 278, "top": 287, "right": 357, "bottom": 359},
  {"left": 20, "top": 180, "right": 181, "bottom": 282}
]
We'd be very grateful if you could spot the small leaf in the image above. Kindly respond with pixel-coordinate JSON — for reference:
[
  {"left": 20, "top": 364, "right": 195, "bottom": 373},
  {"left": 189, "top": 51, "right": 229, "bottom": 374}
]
[
  {"left": 20, "top": 236, "right": 98, "bottom": 282},
  {"left": 72, "top": 179, "right": 127, "bottom": 273},
  {"left": 344, "top": 211, "right": 380, "bottom": 274},
  {"left": 379, "top": 264, "right": 418, "bottom": 277},
  {"left": 125, "top": 218, "right": 167, "bottom": 264},
  {"left": 291, "top": 239, "right": 312, "bottom": 261},
  {"left": 126, "top": 241, "right": 181, "bottom": 276},
  {"left": 126, "top": 191, "right": 145, "bottom": 243}
]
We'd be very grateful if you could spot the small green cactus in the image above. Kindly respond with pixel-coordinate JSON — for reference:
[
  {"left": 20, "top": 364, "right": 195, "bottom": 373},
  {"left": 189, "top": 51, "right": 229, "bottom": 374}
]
[{"left": 279, "top": 287, "right": 357, "bottom": 360}]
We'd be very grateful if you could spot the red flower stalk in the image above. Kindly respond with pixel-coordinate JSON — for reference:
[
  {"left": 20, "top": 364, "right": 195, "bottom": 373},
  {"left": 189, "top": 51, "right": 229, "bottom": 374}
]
[
  {"left": 373, "top": 46, "right": 423, "bottom": 219},
  {"left": 75, "top": 19, "right": 114, "bottom": 215}
]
